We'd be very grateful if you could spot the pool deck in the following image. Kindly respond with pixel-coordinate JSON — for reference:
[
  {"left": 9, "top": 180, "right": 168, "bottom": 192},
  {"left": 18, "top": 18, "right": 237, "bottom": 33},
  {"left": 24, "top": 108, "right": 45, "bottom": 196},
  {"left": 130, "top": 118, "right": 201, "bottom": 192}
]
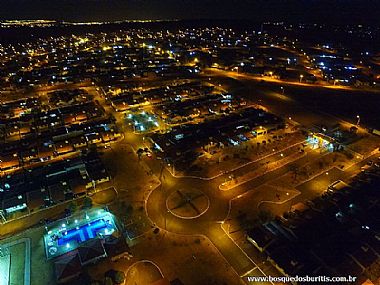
[
  {"left": 0, "top": 237, "right": 31, "bottom": 285},
  {"left": 44, "top": 208, "right": 117, "bottom": 260},
  {"left": 0, "top": 254, "right": 10, "bottom": 285}
]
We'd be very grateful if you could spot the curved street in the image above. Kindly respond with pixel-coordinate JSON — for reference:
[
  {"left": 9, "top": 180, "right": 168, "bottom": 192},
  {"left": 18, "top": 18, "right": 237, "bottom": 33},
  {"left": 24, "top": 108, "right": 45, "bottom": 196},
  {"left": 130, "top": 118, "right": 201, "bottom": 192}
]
[{"left": 144, "top": 152, "right": 282, "bottom": 281}]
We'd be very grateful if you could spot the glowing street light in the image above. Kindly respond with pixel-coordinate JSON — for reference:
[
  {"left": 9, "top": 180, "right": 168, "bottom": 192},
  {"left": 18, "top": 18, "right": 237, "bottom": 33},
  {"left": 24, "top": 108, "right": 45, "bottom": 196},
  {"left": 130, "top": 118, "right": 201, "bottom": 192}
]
[
  {"left": 356, "top": 115, "right": 360, "bottom": 126},
  {"left": 299, "top": 74, "right": 304, "bottom": 82}
]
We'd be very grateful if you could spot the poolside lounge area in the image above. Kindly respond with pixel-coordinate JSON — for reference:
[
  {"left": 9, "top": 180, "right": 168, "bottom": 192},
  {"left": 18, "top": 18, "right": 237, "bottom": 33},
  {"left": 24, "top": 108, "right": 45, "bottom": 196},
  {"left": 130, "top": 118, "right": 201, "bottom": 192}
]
[
  {"left": 0, "top": 254, "right": 10, "bottom": 285},
  {"left": 44, "top": 208, "right": 117, "bottom": 259}
]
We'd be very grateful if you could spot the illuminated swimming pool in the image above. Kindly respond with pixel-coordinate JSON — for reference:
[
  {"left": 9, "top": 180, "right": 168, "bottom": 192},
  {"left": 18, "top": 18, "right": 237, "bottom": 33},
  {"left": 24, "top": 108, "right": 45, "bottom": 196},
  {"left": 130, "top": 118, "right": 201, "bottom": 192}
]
[
  {"left": 44, "top": 209, "right": 118, "bottom": 259},
  {"left": 57, "top": 218, "right": 114, "bottom": 246}
]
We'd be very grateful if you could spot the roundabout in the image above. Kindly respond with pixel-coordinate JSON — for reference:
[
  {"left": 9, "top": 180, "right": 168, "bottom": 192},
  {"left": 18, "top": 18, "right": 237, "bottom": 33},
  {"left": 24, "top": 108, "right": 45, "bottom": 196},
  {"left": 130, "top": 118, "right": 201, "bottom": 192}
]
[
  {"left": 144, "top": 161, "right": 278, "bottom": 279},
  {"left": 166, "top": 188, "right": 210, "bottom": 219}
]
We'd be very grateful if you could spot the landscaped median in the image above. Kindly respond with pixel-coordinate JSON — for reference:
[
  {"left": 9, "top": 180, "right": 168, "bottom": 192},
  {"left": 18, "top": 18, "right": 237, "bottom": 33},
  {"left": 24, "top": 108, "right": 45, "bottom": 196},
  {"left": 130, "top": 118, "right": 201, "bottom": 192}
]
[
  {"left": 219, "top": 151, "right": 306, "bottom": 191},
  {"left": 269, "top": 151, "right": 349, "bottom": 188}
]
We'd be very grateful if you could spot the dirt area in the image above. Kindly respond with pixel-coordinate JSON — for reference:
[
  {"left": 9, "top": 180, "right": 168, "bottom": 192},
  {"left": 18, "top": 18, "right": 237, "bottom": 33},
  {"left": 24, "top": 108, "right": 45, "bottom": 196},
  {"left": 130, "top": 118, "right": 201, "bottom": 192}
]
[{"left": 86, "top": 231, "right": 242, "bottom": 285}]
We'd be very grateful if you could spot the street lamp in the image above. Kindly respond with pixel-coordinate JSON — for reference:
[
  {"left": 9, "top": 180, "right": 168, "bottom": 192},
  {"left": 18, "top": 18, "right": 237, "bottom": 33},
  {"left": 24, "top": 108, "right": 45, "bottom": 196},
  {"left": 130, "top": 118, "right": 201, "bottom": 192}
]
[
  {"left": 280, "top": 86, "right": 284, "bottom": 94},
  {"left": 168, "top": 163, "right": 175, "bottom": 176},
  {"left": 299, "top": 74, "right": 304, "bottom": 82},
  {"left": 356, "top": 115, "right": 360, "bottom": 126}
]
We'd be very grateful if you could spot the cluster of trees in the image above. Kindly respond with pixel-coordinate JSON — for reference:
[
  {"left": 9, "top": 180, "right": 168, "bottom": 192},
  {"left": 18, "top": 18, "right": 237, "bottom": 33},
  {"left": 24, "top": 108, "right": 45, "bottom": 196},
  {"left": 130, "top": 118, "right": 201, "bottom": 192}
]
[{"left": 66, "top": 196, "right": 93, "bottom": 216}]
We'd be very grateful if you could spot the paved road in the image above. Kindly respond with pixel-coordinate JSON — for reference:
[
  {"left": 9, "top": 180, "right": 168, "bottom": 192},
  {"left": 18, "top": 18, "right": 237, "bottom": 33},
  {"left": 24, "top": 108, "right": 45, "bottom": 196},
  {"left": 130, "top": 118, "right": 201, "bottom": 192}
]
[
  {"left": 144, "top": 142, "right": 328, "bottom": 281},
  {"left": 205, "top": 225, "right": 259, "bottom": 277},
  {"left": 144, "top": 145, "right": 283, "bottom": 282},
  {"left": 103, "top": 72, "right": 378, "bottom": 283}
]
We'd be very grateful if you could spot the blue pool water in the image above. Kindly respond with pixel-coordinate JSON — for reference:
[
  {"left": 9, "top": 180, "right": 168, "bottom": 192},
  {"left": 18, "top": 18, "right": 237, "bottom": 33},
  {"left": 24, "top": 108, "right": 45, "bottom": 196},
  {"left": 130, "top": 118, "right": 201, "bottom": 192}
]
[{"left": 57, "top": 218, "right": 114, "bottom": 246}]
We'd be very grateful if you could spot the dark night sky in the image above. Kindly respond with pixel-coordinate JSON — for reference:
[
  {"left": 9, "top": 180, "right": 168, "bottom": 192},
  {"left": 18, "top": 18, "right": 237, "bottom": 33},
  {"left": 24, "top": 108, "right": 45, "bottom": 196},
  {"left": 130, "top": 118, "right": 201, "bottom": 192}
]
[{"left": 0, "top": 0, "right": 378, "bottom": 24}]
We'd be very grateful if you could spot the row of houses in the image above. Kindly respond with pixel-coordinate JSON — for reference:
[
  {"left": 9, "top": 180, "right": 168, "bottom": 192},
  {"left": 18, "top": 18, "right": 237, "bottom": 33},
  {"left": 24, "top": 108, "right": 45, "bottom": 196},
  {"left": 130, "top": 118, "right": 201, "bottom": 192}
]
[
  {"left": 48, "top": 89, "right": 93, "bottom": 107},
  {"left": 0, "top": 152, "right": 110, "bottom": 217},
  {"left": 150, "top": 107, "right": 285, "bottom": 170},
  {"left": 247, "top": 167, "right": 380, "bottom": 284},
  {"left": 1, "top": 100, "right": 104, "bottom": 140},
  {"left": 0, "top": 119, "right": 121, "bottom": 172},
  {"left": 0, "top": 97, "right": 40, "bottom": 119},
  {"left": 109, "top": 81, "right": 214, "bottom": 112},
  {"left": 156, "top": 93, "right": 245, "bottom": 124}
]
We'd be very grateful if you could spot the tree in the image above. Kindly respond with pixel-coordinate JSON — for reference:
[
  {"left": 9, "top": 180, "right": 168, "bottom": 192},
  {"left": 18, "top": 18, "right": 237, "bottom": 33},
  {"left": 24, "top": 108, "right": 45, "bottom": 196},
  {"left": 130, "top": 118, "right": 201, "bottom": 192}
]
[
  {"left": 105, "top": 270, "right": 125, "bottom": 285},
  {"left": 83, "top": 197, "right": 93, "bottom": 209},
  {"left": 103, "top": 277, "right": 113, "bottom": 285},
  {"left": 67, "top": 201, "right": 77, "bottom": 213},
  {"left": 113, "top": 271, "right": 125, "bottom": 284}
]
